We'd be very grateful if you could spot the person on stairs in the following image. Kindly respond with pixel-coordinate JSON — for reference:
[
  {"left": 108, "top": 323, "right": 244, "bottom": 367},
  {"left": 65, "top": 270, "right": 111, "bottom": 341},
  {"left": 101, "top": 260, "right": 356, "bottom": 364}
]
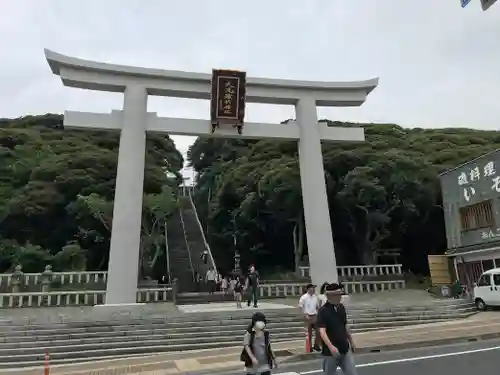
[
  {"left": 246, "top": 264, "right": 260, "bottom": 308},
  {"left": 200, "top": 249, "right": 209, "bottom": 264},
  {"left": 241, "top": 312, "right": 276, "bottom": 375}
]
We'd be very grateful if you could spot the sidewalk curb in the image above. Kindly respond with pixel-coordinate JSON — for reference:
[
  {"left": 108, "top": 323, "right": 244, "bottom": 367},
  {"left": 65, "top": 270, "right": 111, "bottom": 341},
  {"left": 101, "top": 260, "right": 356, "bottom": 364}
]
[
  {"left": 172, "top": 333, "right": 500, "bottom": 375},
  {"left": 9, "top": 330, "right": 500, "bottom": 375},
  {"left": 280, "top": 332, "right": 500, "bottom": 364}
]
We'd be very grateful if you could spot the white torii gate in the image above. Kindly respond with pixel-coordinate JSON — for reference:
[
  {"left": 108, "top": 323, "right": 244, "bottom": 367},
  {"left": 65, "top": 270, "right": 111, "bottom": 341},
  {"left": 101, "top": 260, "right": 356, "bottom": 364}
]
[{"left": 45, "top": 49, "right": 378, "bottom": 306}]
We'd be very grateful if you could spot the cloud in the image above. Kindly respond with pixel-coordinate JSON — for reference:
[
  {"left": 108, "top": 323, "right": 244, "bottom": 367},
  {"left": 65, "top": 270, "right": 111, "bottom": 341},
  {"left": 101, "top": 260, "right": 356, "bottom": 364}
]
[{"left": 1, "top": 0, "right": 500, "bottom": 159}]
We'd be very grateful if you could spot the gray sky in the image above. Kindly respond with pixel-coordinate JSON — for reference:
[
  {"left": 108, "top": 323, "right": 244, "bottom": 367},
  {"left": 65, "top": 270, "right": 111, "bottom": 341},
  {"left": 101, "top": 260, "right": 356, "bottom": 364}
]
[{"left": 1, "top": 0, "right": 500, "bottom": 170}]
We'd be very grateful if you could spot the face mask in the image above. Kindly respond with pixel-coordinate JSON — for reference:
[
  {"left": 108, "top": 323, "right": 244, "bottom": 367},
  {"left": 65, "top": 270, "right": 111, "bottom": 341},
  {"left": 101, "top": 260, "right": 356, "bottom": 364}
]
[{"left": 254, "top": 321, "right": 265, "bottom": 330}]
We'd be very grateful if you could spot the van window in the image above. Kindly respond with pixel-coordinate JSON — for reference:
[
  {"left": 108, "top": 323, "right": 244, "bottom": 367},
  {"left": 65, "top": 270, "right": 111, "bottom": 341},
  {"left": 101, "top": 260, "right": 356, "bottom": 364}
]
[
  {"left": 477, "top": 274, "right": 491, "bottom": 287},
  {"left": 493, "top": 274, "right": 500, "bottom": 286}
]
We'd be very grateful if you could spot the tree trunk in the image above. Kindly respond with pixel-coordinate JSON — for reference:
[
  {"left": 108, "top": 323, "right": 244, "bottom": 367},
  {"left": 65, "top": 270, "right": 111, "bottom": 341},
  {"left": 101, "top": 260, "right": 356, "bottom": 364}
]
[
  {"left": 360, "top": 247, "right": 374, "bottom": 265},
  {"left": 353, "top": 205, "right": 373, "bottom": 265},
  {"left": 293, "top": 212, "right": 305, "bottom": 275}
]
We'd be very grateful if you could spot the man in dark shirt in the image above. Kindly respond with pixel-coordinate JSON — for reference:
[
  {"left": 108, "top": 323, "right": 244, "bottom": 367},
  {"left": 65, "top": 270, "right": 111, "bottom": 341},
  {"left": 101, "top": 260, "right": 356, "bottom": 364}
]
[
  {"left": 245, "top": 264, "right": 260, "bottom": 308},
  {"left": 316, "top": 283, "right": 357, "bottom": 375}
]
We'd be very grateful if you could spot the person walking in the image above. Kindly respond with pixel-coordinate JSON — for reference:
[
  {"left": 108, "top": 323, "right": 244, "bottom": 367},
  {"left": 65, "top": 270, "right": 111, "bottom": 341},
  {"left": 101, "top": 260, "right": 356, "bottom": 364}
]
[
  {"left": 222, "top": 276, "right": 229, "bottom": 295},
  {"left": 299, "top": 283, "right": 321, "bottom": 352},
  {"left": 205, "top": 268, "right": 217, "bottom": 294},
  {"left": 194, "top": 271, "right": 202, "bottom": 292},
  {"left": 241, "top": 312, "right": 276, "bottom": 375},
  {"left": 317, "top": 283, "right": 357, "bottom": 375},
  {"left": 318, "top": 282, "right": 329, "bottom": 308},
  {"left": 246, "top": 264, "right": 260, "bottom": 308},
  {"left": 233, "top": 275, "right": 244, "bottom": 308}
]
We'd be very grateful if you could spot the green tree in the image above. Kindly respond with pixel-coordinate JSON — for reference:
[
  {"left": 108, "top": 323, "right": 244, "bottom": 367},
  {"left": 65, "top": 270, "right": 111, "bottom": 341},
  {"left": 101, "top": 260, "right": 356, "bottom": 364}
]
[
  {"left": 189, "top": 121, "right": 500, "bottom": 276},
  {"left": 0, "top": 114, "right": 183, "bottom": 272}
]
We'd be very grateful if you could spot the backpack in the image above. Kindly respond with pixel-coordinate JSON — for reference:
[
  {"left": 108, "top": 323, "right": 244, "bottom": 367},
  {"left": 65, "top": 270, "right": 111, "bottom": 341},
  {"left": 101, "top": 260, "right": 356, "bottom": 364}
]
[{"left": 240, "top": 330, "right": 274, "bottom": 367}]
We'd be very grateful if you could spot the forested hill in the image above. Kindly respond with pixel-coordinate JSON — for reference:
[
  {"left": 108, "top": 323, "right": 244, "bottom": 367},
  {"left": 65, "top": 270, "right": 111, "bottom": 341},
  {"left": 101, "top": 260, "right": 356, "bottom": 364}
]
[
  {"left": 2, "top": 114, "right": 499, "bottom": 277},
  {"left": 188, "top": 121, "right": 500, "bottom": 276},
  {"left": 0, "top": 114, "right": 183, "bottom": 274}
]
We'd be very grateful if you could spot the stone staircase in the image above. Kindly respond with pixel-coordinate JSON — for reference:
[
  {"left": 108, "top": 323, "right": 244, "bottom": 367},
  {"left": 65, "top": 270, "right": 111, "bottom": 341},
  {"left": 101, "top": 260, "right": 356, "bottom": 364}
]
[
  {"left": 166, "top": 208, "right": 195, "bottom": 293},
  {"left": 0, "top": 299, "right": 476, "bottom": 369},
  {"left": 179, "top": 195, "right": 214, "bottom": 277},
  {"left": 177, "top": 292, "right": 235, "bottom": 305}
]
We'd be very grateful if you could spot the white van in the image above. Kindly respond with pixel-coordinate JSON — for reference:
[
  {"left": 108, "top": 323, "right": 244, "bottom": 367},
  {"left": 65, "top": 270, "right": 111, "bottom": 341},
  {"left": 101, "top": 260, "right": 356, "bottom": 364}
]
[{"left": 473, "top": 267, "right": 500, "bottom": 310}]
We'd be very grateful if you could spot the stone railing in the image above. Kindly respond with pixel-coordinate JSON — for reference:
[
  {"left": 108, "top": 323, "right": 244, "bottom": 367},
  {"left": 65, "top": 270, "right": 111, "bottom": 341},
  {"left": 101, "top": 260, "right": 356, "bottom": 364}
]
[
  {"left": 258, "top": 280, "right": 406, "bottom": 298},
  {"left": 0, "top": 264, "right": 404, "bottom": 293},
  {"left": 299, "top": 264, "right": 403, "bottom": 279},
  {"left": 0, "top": 265, "right": 107, "bottom": 292},
  {"left": 0, "top": 286, "right": 174, "bottom": 308},
  {"left": 188, "top": 189, "right": 218, "bottom": 275}
]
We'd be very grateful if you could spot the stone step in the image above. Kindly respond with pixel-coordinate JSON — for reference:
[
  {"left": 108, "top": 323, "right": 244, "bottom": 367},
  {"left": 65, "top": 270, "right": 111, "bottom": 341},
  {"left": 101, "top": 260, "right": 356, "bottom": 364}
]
[
  {"left": 0, "top": 331, "right": 304, "bottom": 355},
  {"left": 0, "top": 313, "right": 474, "bottom": 349},
  {"left": 0, "top": 306, "right": 475, "bottom": 334},
  {"left": 177, "top": 292, "right": 473, "bottom": 305},
  {"left": 173, "top": 299, "right": 473, "bottom": 313},
  {"left": 0, "top": 326, "right": 307, "bottom": 345},
  {"left": 0, "top": 334, "right": 298, "bottom": 364},
  {"left": 0, "top": 337, "right": 299, "bottom": 369},
  {"left": 0, "top": 302, "right": 474, "bottom": 328},
  {"left": 0, "top": 311, "right": 474, "bottom": 342},
  {"left": 167, "top": 207, "right": 196, "bottom": 293},
  {"left": 0, "top": 317, "right": 463, "bottom": 368},
  {"left": 0, "top": 312, "right": 474, "bottom": 345}
]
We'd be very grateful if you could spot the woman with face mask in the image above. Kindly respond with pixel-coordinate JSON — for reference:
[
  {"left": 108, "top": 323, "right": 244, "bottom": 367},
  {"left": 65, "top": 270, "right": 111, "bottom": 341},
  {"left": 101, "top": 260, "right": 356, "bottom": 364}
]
[{"left": 241, "top": 312, "right": 276, "bottom": 375}]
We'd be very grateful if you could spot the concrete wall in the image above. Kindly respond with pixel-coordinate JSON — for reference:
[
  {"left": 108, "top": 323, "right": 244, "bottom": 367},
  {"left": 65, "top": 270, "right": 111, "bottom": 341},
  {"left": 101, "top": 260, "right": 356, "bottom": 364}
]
[{"left": 440, "top": 149, "right": 500, "bottom": 249}]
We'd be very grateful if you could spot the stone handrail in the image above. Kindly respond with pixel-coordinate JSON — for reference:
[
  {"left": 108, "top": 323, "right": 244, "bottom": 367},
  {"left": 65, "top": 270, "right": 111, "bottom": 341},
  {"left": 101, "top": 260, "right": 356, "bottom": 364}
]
[
  {"left": 258, "top": 280, "right": 406, "bottom": 298},
  {"left": 0, "top": 264, "right": 403, "bottom": 290},
  {"left": 299, "top": 264, "right": 403, "bottom": 279},
  {"left": 0, "top": 287, "right": 173, "bottom": 308},
  {"left": 0, "top": 270, "right": 107, "bottom": 288},
  {"left": 188, "top": 189, "right": 218, "bottom": 275},
  {"left": 164, "top": 220, "right": 172, "bottom": 284},
  {"left": 0, "top": 279, "right": 404, "bottom": 308}
]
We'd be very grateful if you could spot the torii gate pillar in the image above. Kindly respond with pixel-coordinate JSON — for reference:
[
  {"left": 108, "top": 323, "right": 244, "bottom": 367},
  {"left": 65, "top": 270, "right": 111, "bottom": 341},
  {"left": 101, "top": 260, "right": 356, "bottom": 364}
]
[{"left": 45, "top": 49, "right": 378, "bottom": 304}]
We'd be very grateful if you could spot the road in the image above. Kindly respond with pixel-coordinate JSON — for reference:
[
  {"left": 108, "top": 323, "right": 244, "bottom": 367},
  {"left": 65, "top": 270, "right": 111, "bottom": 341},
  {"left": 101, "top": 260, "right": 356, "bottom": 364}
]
[{"left": 195, "top": 338, "right": 500, "bottom": 375}]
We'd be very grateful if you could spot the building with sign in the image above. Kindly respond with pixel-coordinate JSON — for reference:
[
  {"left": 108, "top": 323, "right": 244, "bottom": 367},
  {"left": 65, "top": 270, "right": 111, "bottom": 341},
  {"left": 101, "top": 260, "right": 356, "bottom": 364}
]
[{"left": 440, "top": 149, "right": 500, "bottom": 291}]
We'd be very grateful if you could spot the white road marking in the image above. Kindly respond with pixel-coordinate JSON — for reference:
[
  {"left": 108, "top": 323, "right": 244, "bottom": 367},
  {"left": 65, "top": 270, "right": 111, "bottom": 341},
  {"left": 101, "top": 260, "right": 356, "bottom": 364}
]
[{"left": 293, "top": 345, "right": 500, "bottom": 374}]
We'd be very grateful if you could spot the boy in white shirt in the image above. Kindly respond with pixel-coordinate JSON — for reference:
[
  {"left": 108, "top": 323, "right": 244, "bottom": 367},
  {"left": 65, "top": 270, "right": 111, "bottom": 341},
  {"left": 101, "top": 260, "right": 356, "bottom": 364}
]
[{"left": 298, "top": 283, "right": 321, "bottom": 352}]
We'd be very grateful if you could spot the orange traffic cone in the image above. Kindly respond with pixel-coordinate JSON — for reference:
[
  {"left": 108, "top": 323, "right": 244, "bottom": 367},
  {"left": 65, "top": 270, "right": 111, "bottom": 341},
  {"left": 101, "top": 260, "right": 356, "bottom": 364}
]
[
  {"left": 305, "top": 329, "right": 311, "bottom": 353},
  {"left": 44, "top": 352, "right": 50, "bottom": 375}
]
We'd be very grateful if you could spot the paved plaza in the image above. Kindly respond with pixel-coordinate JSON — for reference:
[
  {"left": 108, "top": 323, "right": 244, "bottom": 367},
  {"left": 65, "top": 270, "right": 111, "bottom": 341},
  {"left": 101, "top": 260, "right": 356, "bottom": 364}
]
[{"left": 177, "top": 301, "right": 294, "bottom": 313}]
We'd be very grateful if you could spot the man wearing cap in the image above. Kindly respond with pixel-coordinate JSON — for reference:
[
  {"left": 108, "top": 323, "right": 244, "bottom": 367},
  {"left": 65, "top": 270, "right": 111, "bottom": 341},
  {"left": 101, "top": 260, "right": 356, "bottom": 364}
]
[
  {"left": 317, "top": 283, "right": 357, "bottom": 375},
  {"left": 298, "top": 283, "right": 321, "bottom": 352}
]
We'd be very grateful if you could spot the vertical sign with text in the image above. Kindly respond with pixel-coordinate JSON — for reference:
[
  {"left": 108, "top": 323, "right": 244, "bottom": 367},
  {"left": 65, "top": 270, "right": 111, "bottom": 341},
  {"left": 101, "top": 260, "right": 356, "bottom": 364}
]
[{"left": 210, "top": 69, "right": 246, "bottom": 125}]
